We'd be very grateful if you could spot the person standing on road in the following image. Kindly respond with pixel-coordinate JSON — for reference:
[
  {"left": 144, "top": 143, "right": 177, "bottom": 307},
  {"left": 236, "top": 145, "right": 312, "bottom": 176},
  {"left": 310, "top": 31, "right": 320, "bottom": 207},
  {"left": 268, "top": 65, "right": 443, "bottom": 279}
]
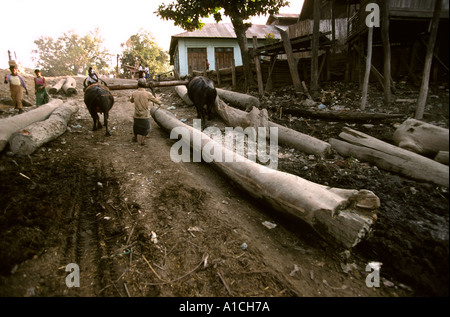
[
  {"left": 4, "top": 66, "right": 28, "bottom": 114},
  {"left": 130, "top": 79, "right": 162, "bottom": 145},
  {"left": 34, "top": 69, "right": 49, "bottom": 106}
]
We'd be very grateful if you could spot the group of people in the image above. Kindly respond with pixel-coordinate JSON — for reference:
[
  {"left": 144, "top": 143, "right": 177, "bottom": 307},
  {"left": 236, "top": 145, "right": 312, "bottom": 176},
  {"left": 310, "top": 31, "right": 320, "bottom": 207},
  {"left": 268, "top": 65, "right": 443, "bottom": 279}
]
[
  {"left": 4, "top": 66, "right": 50, "bottom": 114},
  {"left": 4, "top": 65, "right": 161, "bottom": 146},
  {"left": 138, "top": 64, "right": 150, "bottom": 80}
]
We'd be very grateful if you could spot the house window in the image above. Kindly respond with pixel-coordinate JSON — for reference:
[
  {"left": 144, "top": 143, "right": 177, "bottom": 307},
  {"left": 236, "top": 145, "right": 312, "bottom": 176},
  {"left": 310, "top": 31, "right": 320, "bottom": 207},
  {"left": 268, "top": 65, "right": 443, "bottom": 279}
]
[
  {"left": 215, "top": 47, "right": 234, "bottom": 70},
  {"left": 188, "top": 47, "right": 207, "bottom": 72}
]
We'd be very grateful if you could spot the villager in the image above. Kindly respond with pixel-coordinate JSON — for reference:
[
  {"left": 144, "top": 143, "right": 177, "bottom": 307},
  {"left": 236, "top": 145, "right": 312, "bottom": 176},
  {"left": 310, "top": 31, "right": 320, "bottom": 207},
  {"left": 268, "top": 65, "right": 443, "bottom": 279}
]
[
  {"left": 4, "top": 66, "right": 28, "bottom": 114},
  {"left": 34, "top": 69, "right": 49, "bottom": 106},
  {"left": 130, "top": 79, "right": 161, "bottom": 145}
]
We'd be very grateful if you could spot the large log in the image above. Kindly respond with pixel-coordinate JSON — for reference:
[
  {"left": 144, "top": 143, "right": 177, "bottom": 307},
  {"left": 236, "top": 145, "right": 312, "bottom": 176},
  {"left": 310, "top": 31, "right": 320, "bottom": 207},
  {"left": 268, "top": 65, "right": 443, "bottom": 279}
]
[
  {"left": 0, "top": 99, "right": 63, "bottom": 152},
  {"left": 216, "top": 98, "right": 331, "bottom": 156},
  {"left": 49, "top": 78, "right": 66, "bottom": 94},
  {"left": 107, "top": 80, "right": 189, "bottom": 90},
  {"left": 9, "top": 101, "right": 79, "bottom": 155},
  {"left": 174, "top": 85, "right": 193, "bottom": 106},
  {"left": 216, "top": 88, "right": 260, "bottom": 111},
  {"left": 62, "top": 77, "right": 77, "bottom": 96},
  {"left": 174, "top": 85, "right": 332, "bottom": 156},
  {"left": 435, "top": 151, "right": 449, "bottom": 165},
  {"left": 150, "top": 106, "right": 379, "bottom": 249},
  {"left": 330, "top": 127, "right": 449, "bottom": 187},
  {"left": 393, "top": 118, "right": 449, "bottom": 156},
  {"left": 281, "top": 106, "right": 406, "bottom": 122}
]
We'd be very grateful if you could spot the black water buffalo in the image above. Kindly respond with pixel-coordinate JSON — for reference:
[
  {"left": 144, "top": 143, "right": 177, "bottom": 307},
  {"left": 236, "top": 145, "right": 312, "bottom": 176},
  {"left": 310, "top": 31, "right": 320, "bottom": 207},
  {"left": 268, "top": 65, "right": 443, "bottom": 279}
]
[
  {"left": 83, "top": 78, "right": 114, "bottom": 136},
  {"left": 187, "top": 76, "right": 217, "bottom": 126}
]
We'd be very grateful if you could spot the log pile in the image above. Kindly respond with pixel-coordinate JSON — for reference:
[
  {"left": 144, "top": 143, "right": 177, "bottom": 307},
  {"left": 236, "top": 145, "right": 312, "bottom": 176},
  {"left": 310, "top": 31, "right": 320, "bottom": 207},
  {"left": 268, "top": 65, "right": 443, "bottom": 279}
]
[
  {"left": 174, "top": 85, "right": 331, "bottom": 156},
  {"left": 9, "top": 101, "right": 79, "bottom": 155},
  {"left": 150, "top": 106, "right": 379, "bottom": 249},
  {"left": 0, "top": 99, "right": 63, "bottom": 152},
  {"left": 49, "top": 77, "right": 77, "bottom": 96},
  {"left": 329, "top": 127, "right": 449, "bottom": 187}
]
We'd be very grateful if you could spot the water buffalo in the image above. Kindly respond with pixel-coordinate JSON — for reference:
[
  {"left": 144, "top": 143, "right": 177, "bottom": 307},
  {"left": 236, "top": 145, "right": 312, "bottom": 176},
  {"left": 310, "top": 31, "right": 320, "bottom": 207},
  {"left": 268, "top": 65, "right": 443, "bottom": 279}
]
[
  {"left": 83, "top": 78, "right": 114, "bottom": 136},
  {"left": 187, "top": 76, "right": 217, "bottom": 127}
]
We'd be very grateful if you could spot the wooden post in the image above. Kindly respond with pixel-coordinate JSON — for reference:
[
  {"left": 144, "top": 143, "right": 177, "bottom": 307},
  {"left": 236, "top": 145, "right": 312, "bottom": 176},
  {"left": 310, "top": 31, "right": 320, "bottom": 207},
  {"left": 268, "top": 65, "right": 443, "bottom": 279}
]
[
  {"left": 416, "top": 0, "right": 443, "bottom": 119},
  {"left": 252, "top": 36, "right": 264, "bottom": 96},
  {"left": 280, "top": 29, "right": 303, "bottom": 93},
  {"left": 361, "top": 27, "right": 374, "bottom": 110},
  {"left": 381, "top": 0, "right": 392, "bottom": 106},
  {"left": 311, "top": 0, "right": 320, "bottom": 98},
  {"left": 217, "top": 68, "right": 222, "bottom": 86},
  {"left": 264, "top": 56, "right": 277, "bottom": 93},
  {"left": 231, "top": 59, "right": 236, "bottom": 89}
]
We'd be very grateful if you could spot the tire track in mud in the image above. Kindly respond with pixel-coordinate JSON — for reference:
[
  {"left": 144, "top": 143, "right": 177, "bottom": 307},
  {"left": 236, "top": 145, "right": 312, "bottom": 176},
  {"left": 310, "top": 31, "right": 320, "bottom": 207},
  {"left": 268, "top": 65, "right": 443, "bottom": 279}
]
[{"left": 62, "top": 160, "right": 127, "bottom": 296}]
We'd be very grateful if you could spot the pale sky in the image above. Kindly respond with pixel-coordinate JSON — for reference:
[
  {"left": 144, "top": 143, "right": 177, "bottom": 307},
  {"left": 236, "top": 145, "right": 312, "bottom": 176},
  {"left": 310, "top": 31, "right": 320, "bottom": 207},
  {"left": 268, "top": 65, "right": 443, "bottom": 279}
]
[{"left": 1, "top": 0, "right": 304, "bottom": 69}]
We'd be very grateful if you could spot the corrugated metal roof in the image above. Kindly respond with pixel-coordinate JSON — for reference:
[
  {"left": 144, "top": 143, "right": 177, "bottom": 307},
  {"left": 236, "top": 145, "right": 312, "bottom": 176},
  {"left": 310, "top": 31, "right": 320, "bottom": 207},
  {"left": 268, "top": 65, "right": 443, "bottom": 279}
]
[{"left": 172, "top": 23, "right": 282, "bottom": 40}]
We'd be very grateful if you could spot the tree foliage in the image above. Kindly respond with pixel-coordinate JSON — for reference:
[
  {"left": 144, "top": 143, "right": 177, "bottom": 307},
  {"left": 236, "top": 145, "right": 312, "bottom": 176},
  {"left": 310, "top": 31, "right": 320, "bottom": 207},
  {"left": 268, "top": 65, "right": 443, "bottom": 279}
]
[
  {"left": 156, "top": 0, "right": 289, "bottom": 88},
  {"left": 120, "top": 29, "right": 169, "bottom": 78},
  {"left": 32, "top": 29, "right": 112, "bottom": 76}
]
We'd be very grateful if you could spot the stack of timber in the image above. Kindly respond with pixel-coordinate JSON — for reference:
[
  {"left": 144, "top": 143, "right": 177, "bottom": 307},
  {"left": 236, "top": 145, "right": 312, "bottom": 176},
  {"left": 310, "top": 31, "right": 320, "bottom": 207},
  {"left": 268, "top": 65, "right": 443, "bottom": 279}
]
[
  {"left": 329, "top": 127, "right": 449, "bottom": 187},
  {"left": 150, "top": 105, "right": 379, "bottom": 249},
  {"left": 0, "top": 99, "right": 63, "bottom": 152},
  {"left": 49, "top": 77, "right": 77, "bottom": 96},
  {"left": 9, "top": 100, "right": 79, "bottom": 155}
]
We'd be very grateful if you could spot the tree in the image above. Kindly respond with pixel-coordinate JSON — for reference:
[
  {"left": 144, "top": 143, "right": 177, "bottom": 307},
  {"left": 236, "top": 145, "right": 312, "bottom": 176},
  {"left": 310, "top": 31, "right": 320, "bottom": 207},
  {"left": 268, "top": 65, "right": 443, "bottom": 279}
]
[
  {"left": 156, "top": 0, "right": 289, "bottom": 90},
  {"left": 32, "top": 29, "right": 112, "bottom": 76},
  {"left": 120, "top": 29, "right": 169, "bottom": 78}
]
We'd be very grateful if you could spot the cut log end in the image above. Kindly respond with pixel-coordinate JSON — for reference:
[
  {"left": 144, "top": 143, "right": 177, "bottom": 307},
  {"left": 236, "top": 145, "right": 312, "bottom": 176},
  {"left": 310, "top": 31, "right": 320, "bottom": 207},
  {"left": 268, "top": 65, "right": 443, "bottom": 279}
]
[{"left": 313, "top": 190, "right": 379, "bottom": 249}]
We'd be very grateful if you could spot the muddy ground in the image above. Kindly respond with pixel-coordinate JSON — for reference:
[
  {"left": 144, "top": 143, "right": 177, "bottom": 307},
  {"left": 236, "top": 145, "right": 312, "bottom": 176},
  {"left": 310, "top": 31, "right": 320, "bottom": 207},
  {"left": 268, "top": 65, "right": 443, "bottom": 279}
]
[{"left": 0, "top": 69, "right": 448, "bottom": 298}]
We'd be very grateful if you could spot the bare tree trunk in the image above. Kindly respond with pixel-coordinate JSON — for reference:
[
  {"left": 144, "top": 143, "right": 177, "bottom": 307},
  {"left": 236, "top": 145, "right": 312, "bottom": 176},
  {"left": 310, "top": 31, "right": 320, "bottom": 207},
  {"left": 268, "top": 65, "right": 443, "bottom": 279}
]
[
  {"left": 361, "top": 27, "right": 373, "bottom": 110},
  {"left": 311, "top": 0, "right": 321, "bottom": 98},
  {"left": 381, "top": 0, "right": 392, "bottom": 106},
  {"left": 415, "top": 0, "right": 443, "bottom": 119},
  {"left": 231, "top": 16, "right": 254, "bottom": 91}
]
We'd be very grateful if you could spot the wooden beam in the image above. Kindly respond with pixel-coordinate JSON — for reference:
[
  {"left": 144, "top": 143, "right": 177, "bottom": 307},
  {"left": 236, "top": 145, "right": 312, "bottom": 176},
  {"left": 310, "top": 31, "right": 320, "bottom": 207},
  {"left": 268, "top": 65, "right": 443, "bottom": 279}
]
[
  {"left": 280, "top": 29, "right": 303, "bottom": 93},
  {"left": 252, "top": 36, "right": 264, "bottom": 96},
  {"left": 382, "top": 0, "right": 392, "bottom": 106},
  {"left": 416, "top": 0, "right": 443, "bottom": 119},
  {"left": 361, "top": 27, "right": 374, "bottom": 110},
  {"left": 311, "top": 0, "right": 321, "bottom": 98}
]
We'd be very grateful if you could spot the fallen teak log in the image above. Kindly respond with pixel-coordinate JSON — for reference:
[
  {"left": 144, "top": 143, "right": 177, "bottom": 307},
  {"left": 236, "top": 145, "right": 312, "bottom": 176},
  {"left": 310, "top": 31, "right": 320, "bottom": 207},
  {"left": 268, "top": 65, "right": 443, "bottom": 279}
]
[
  {"left": 329, "top": 127, "right": 449, "bottom": 187},
  {"left": 434, "top": 151, "right": 449, "bottom": 165},
  {"left": 216, "top": 88, "right": 260, "bottom": 111},
  {"left": 393, "top": 118, "right": 449, "bottom": 156},
  {"left": 281, "top": 107, "right": 406, "bottom": 122},
  {"left": 9, "top": 101, "right": 79, "bottom": 155},
  {"left": 62, "top": 77, "right": 77, "bottom": 96},
  {"left": 150, "top": 106, "right": 379, "bottom": 249},
  {"left": 174, "top": 85, "right": 193, "bottom": 106},
  {"left": 0, "top": 98, "right": 63, "bottom": 152},
  {"left": 174, "top": 85, "right": 331, "bottom": 156},
  {"left": 49, "top": 78, "right": 66, "bottom": 94},
  {"left": 107, "top": 80, "right": 189, "bottom": 91}
]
